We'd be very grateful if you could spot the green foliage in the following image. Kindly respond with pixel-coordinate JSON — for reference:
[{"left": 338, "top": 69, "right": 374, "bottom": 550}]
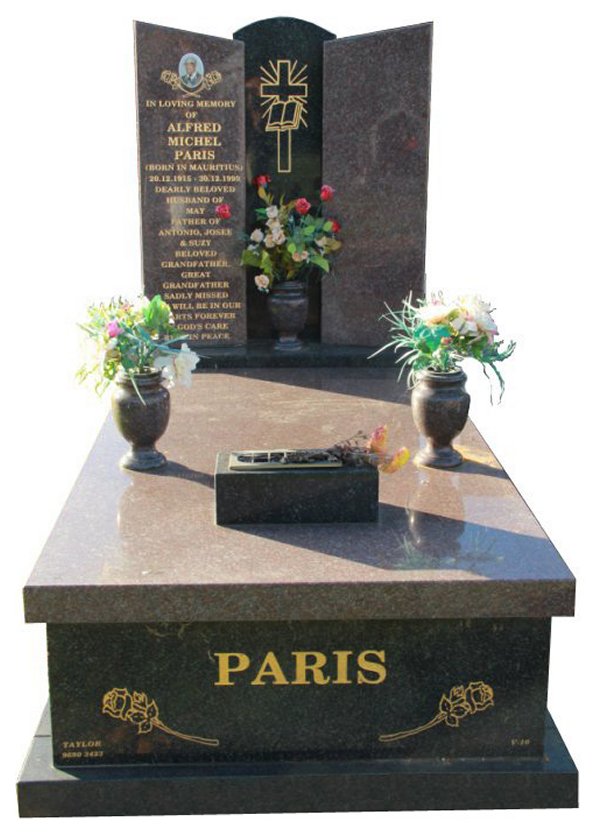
[
  {"left": 142, "top": 294, "right": 172, "bottom": 332},
  {"left": 371, "top": 294, "right": 516, "bottom": 402},
  {"left": 241, "top": 249, "right": 261, "bottom": 267},
  {"left": 241, "top": 178, "right": 343, "bottom": 291},
  {"left": 310, "top": 254, "right": 330, "bottom": 272},
  {"left": 77, "top": 295, "right": 185, "bottom": 397}
]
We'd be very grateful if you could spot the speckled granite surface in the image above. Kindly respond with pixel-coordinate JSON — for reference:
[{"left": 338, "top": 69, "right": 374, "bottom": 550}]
[
  {"left": 46, "top": 618, "right": 551, "bottom": 766},
  {"left": 17, "top": 707, "right": 578, "bottom": 816},
  {"left": 321, "top": 24, "right": 432, "bottom": 346},
  {"left": 24, "top": 368, "right": 575, "bottom": 623}
]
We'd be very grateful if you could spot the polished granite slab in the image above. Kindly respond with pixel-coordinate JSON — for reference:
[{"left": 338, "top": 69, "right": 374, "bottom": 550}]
[
  {"left": 24, "top": 368, "right": 575, "bottom": 623},
  {"left": 17, "top": 706, "right": 578, "bottom": 816},
  {"left": 46, "top": 618, "right": 551, "bottom": 766}
]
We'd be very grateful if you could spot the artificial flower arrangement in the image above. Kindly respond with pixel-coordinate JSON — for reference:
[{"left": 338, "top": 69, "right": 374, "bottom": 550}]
[
  {"left": 77, "top": 294, "right": 199, "bottom": 399},
  {"left": 373, "top": 292, "right": 516, "bottom": 400},
  {"left": 241, "top": 175, "right": 342, "bottom": 293},
  {"left": 329, "top": 425, "right": 410, "bottom": 474}
]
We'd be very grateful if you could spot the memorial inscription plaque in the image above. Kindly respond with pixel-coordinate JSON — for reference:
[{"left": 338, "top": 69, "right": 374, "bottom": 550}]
[{"left": 135, "top": 22, "right": 246, "bottom": 345}]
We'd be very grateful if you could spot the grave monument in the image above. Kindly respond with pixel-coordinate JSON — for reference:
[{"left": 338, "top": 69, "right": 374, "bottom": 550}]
[{"left": 17, "top": 17, "right": 577, "bottom": 817}]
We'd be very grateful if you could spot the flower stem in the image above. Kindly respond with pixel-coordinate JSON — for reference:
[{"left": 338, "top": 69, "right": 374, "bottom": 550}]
[
  {"left": 152, "top": 719, "right": 220, "bottom": 747},
  {"left": 379, "top": 712, "right": 444, "bottom": 743}
]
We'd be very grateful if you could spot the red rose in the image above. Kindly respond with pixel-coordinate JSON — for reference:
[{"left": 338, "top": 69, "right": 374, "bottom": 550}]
[
  {"left": 252, "top": 174, "right": 271, "bottom": 187},
  {"left": 331, "top": 219, "right": 341, "bottom": 233},
  {"left": 215, "top": 203, "right": 231, "bottom": 219},
  {"left": 320, "top": 184, "right": 335, "bottom": 201},
  {"left": 295, "top": 197, "right": 311, "bottom": 215}
]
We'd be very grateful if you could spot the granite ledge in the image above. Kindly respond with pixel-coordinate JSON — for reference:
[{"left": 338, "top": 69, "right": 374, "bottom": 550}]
[
  {"left": 23, "top": 369, "right": 576, "bottom": 624},
  {"left": 23, "top": 578, "right": 575, "bottom": 624}
]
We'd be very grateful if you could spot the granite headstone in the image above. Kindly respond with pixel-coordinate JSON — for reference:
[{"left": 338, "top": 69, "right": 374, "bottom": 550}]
[{"left": 135, "top": 22, "right": 246, "bottom": 346}]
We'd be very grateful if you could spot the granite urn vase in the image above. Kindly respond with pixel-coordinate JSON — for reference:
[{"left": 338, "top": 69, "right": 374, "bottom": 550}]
[
  {"left": 412, "top": 369, "right": 470, "bottom": 468},
  {"left": 111, "top": 370, "right": 170, "bottom": 471},
  {"left": 267, "top": 280, "right": 309, "bottom": 351}
]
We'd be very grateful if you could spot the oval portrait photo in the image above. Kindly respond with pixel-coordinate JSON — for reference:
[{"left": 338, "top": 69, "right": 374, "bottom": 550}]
[{"left": 178, "top": 53, "right": 204, "bottom": 89}]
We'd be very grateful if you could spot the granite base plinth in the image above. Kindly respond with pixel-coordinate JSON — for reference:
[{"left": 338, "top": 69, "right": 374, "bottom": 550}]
[
  {"left": 17, "top": 710, "right": 577, "bottom": 817},
  {"left": 47, "top": 618, "right": 550, "bottom": 766}
]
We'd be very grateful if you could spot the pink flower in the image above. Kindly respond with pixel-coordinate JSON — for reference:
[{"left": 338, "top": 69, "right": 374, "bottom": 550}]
[
  {"left": 366, "top": 425, "right": 388, "bottom": 456},
  {"left": 295, "top": 197, "right": 311, "bottom": 216},
  {"left": 320, "top": 184, "right": 335, "bottom": 201},
  {"left": 331, "top": 219, "right": 341, "bottom": 233},
  {"left": 379, "top": 447, "right": 410, "bottom": 474},
  {"left": 106, "top": 320, "right": 122, "bottom": 338},
  {"left": 252, "top": 174, "right": 271, "bottom": 187},
  {"left": 215, "top": 203, "right": 231, "bottom": 219}
]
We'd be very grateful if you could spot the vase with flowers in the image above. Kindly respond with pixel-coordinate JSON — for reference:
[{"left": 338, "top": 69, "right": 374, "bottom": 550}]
[
  {"left": 241, "top": 175, "right": 342, "bottom": 350},
  {"left": 77, "top": 294, "right": 199, "bottom": 471},
  {"left": 372, "top": 293, "right": 516, "bottom": 468}
]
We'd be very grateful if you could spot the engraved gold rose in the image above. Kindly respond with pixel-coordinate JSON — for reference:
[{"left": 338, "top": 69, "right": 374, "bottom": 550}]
[
  {"left": 379, "top": 680, "right": 494, "bottom": 743},
  {"left": 102, "top": 687, "right": 219, "bottom": 747}
]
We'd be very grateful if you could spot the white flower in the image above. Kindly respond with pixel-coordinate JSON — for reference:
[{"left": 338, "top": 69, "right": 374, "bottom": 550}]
[
  {"left": 473, "top": 309, "right": 498, "bottom": 335},
  {"left": 173, "top": 343, "right": 199, "bottom": 387},
  {"left": 153, "top": 354, "right": 176, "bottom": 387},
  {"left": 255, "top": 274, "right": 270, "bottom": 291},
  {"left": 456, "top": 295, "right": 498, "bottom": 337},
  {"left": 452, "top": 315, "right": 478, "bottom": 336},
  {"left": 250, "top": 228, "right": 264, "bottom": 243},
  {"left": 459, "top": 294, "right": 493, "bottom": 314},
  {"left": 315, "top": 236, "right": 328, "bottom": 249},
  {"left": 267, "top": 218, "right": 282, "bottom": 232},
  {"left": 154, "top": 344, "right": 199, "bottom": 388},
  {"left": 292, "top": 250, "right": 309, "bottom": 262},
  {"left": 417, "top": 302, "right": 454, "bottom": 326},
  {"left": 272, "top": 230, "right": 286, "bottom": 245},
  {"left": 265, "top": 233, "right": 276, "bottom": 248},
  {"left": 266, "top": 205, "right": 279, "bottom": 219}
]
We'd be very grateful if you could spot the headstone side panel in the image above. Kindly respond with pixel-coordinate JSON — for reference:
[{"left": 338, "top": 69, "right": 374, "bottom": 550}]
[
  {"left": 321, "top": 24, "right": 432, "bottom": 346},
  {"left": 135, "top": 22, "right": 246, "bottom": 346}
]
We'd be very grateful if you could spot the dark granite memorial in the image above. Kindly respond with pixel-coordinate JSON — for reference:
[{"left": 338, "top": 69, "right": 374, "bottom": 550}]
[
  {"left": 19, "top": 707, "right": 577, "bottom": 816},
  {"left": 135, "top": 22, "right": 246, "bottom": 346},
  {"left": 321, "top": 24, "right": 431, "bottom": 346},
  {"left": 47, "top": 617, "right": 549, "bottom": 765},
  {"left": 135, "top": 17, "right": 431, "bottom": 358},
  {"left": 19, "top": 370, "right": 577, "bottom": 814},
  {"left": 17, "top": 15, "right": 577, "bottom": 819}
]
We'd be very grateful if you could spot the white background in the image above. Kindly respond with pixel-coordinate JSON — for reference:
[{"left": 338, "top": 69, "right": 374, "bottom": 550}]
[{"left": 1, "top": 0, "right": 599, "bottom": 829}]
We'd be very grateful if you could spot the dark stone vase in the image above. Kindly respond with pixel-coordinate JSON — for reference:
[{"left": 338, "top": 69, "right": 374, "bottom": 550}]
[
  {"left": 267, "top": 280, "right": 309, "bottom": 351},
  {"left": 411, "top": 369, "right": 470, "bottom": 469},
  {"left": 111, "top": 370, "right": 170, "bottom": 471}
]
